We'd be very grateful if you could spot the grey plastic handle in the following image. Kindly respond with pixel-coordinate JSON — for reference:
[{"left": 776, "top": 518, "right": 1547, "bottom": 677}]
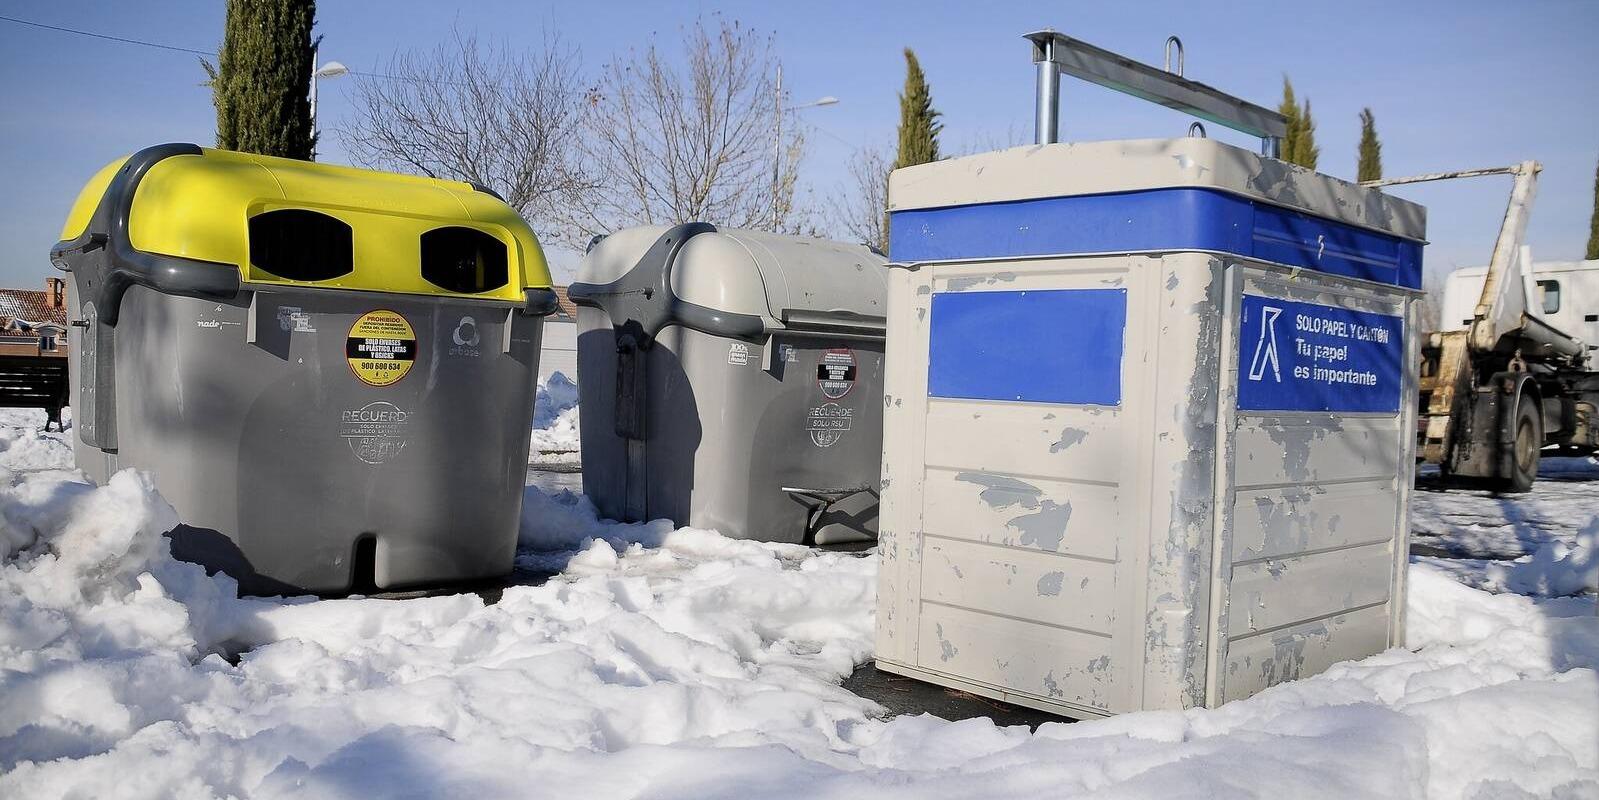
[
  {"left": 50, "top": 142, "right": 242, "bottom": 328},
  {"left": 566, "top": 222, "right": 768, "bottom": 346}
]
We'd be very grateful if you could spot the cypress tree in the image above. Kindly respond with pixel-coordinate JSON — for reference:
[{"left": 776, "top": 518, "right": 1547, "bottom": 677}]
[
  {"left": 885, "top": 48, "right": 941, "bottom": 248},
  {"left": 894, "top": 48, "right": 942, "bottom": 169},
  {"left": 1295, "top": 99, "right": 1320, "bottom": 171},
  {"left": 1276, "top": 77, "right": 1319, "bottom": 170},
  {"left": 1357, "top": 108, "right": 1382, "bottom": 182},
  {"left": 206, "top": 0, "right": 318, "bottom": 159},
  {"left": 1277, "top": 78, "right": 1303, "bottom": 164},
  {"left": 1587, "top": 153, "right": 1599, "bottom": 260}
]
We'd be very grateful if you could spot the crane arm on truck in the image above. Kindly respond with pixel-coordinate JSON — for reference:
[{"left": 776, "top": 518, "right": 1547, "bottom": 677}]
[{"left": 1364, "top": 162, "right": 1551, "bottom": 355}]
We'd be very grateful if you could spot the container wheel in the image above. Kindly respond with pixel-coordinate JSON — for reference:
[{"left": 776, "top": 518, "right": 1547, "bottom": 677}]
[{"left": 1499, "top": 394, "right": 1542, "bottom": 493}]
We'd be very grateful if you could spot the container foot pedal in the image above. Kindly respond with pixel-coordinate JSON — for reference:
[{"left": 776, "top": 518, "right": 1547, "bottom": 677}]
[{"left": 782, "top": 485, "right": 879, "bottom": 546}]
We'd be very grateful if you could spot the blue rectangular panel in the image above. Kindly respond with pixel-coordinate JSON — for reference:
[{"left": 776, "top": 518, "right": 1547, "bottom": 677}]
[
  {"left": 890, "top": 188, "right": 1423, "bottom": 289},
  {"left": 928, "top": 289, "right": 1126, "bottom": 405},
  {"left": 1236, "top": 294, "right": 1404, "bottom": 413}
]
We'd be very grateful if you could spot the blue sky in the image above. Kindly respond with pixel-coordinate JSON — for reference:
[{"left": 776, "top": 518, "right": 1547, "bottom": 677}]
[{"left": 2, "top": 0, "right": 1596, "bottom": 287}]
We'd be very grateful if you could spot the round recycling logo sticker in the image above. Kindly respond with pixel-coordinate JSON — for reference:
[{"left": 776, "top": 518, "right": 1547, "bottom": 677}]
[
  {"left": 817, "top": 348, "right": 858, "bottom": 400},
  {"left": 346, "top": 310, "right": 417, "bottom": 387}
]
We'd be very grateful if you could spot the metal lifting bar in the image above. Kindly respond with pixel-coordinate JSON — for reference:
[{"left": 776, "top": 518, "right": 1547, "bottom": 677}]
[
  {"left": 1031, "top": 33, "right": 1062, "bottom": 144},
  {"left": 1363, "top": 162, "right": 1576, "bottom": 359},
  {"left": 1359, "top": 165, "right": 1525, "bottom": 188},
  {"left": 1025, "top": 30, "right": 1287, "bottom": 154}
]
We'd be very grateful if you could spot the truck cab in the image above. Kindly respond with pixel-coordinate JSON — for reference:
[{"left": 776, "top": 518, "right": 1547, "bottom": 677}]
[{"left": 1441, "top": 260, "right": 1599, "bottom": 349}]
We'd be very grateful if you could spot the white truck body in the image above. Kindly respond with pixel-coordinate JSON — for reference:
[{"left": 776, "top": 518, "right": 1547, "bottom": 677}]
[{"left": 1441, "top": 260, "right": 1599, "bottom": 348}]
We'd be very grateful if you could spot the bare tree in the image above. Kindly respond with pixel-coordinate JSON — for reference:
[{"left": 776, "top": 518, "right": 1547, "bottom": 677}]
[
  {"left": 827, "top": 144, "right": 891, "bottom": 252},
  {"left": 564, "top": 18, "right": 805, "bottom": 239},
  {"left": 954, "top": 123, "right": 1030, "bottom": 157},
  {"left": 825, "top": 128, "right": 1027, "bottom": 255},
  {"left": 339, "top": 28, "right": 592, "bottom": 245},
  {"left": 1417, "top": 264, "right": 1452, "bottom": 334}
]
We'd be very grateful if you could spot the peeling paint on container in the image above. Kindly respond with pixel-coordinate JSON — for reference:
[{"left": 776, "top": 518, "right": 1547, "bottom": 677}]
[
  {"left": 1037, "top": 571, "right": 1066, "bottom": 596},
  {"left": 1007, "top": 500, "right": 1072, "bottom": 550},
  {"left": 955, "top": 472, "right": 1044, "bottom": 510},
  {"left": 1049, "top": 427, "right": 1088, "bottom": 453}
]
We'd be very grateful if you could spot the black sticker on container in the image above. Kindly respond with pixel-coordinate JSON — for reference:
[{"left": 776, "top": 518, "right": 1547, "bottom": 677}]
[
  {"left": 817, "top": 348, "right": 857, "bottom": 399},
  {"left": 346, "top": 310, "right": 416, "bottom": 387}
]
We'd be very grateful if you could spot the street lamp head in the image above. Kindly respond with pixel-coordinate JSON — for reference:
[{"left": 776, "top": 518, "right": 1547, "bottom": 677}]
[
  {"left": 314, "top": 61, "right": 349, "bottom": 79},
  {"left": 786, "top": 96, "right": 840, "bottom": 112}
]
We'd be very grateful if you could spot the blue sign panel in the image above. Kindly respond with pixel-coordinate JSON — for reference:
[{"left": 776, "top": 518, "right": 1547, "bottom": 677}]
[
  {"left": 929, "top": 288, "right": 1126, "bottom": 405},
  {"left": 1237, "top": 294, "right": 1404, "bottom": 413}
]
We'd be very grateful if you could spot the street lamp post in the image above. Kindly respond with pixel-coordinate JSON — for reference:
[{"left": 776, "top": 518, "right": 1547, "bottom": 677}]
[
  {"left": 309, "top": 47, "right": 349, "bottom": 160},
  {"left": 772, "top": 63, "right": 838, "bottom": 229}
]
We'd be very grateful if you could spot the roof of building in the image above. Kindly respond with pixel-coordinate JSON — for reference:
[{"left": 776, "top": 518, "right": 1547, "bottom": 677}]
[
  {"left": 551, "top": 285, "right": 578, "bottom": 320},
  {"left": 0, "top": 288, "right": 66, "bottom": 329}
]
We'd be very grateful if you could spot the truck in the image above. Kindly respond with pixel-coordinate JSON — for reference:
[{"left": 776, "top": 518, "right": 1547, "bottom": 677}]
[{"left": 1366, "top": 162, "right": 1599, "bottom": 491}]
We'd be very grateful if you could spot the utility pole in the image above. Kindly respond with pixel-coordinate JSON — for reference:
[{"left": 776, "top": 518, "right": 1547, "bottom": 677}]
[
  {"left": 773, "top": 64, "right": 782, "bottom": 229},
  {"left": 769, "top": 64, "right": 838, "bottom": 231},
  {"left": 309, "top": 45, "right": 348, "bottom": 160}
]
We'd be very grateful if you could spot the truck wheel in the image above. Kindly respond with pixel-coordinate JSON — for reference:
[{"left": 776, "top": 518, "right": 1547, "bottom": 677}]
[{"left": 1500, "top": 394, "right": 1542, "bottom": 493}]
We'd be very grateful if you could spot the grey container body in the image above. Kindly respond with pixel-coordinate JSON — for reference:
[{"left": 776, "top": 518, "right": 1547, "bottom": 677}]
[
  {"left": 573, "top": 224, "right": 889, "bottom": 544},
  {"left": 875, "top": 139, "right": 1426, "bottom": 718},
  {"left": 69, "top": 284, "right": 543, "bottom": 595}
]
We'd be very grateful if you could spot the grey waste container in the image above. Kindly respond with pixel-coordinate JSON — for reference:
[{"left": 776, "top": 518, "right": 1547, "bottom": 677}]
[
  {"left": 50, "top": 144, "right": 559, "bottom": 595},
  {"left": 571, "top": 224, "right": 888, "bottom": 544}
]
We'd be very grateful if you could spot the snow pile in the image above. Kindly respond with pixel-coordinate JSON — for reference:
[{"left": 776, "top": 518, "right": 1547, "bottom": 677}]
[
  {"left": 532, "top": 371, "right": 580, "bottom": 430},
  {"left": 794, "top": 565, "right": 1596, "bottom": 799},
  {"left": 0, "top": 469, "right": 249, "bottom": 668},
  {"left": 528, "top": 405, "right": 580, "bottom": 454},
  {"left": 517, "top": 478, "right": 663, "bottom": 553},
  {"left": 0, "top": 408, "right": 74, "bottom": 476},
  {"left": 1412, "top": 455, "right": 1598, "bottom": 598},
  {"left": 530, "top": 372, "right": 581, "bottom": 462},
  {"left": 1419, "top": 525, "right": 1599, "bottom": 598},
  {"left": 6, "top": 504, "right": 1593, "bottom": 799},
  {"left": 1502, "top": 532, "right": 1597, "bottom": 596},
  {"left": 1, "top": 473, "right": 879, "bottom": 798},
  {"left": 1, "top": 409, "right": 1596, "bottom": 798}
]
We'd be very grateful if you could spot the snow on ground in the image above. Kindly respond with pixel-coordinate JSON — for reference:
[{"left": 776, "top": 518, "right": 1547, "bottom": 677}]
[
  {"left": 1412, "top": 456, "right": 1599, "bottom": 559},
  {"left": 0, "top": 408, "right": 73, "bottom": 478},
  {"left": 1, "top": 406, "right": 1596, "bottom": 799},
  {"left": 1412, "top": 457, "right": 1599, "bottom": 598}
]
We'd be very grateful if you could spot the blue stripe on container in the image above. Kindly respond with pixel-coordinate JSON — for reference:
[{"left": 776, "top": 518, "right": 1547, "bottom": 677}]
[
  {"left": 889, "top": 188, "right": 1423, "bottom": 289},
  {"left": 928, "top": 288, "right": 1126, "bottom": 405}
]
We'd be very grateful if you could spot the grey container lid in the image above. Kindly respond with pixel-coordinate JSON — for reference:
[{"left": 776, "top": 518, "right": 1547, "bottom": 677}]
[
  {"left": 889, "top": 138, "right": 1426, "bottom": 241},
  {"left": 574, "top": 224, "right": 889, "bottom": 339}
]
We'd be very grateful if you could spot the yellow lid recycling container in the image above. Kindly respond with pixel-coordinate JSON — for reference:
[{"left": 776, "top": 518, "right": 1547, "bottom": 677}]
[{"left": 52, "top": 143, "right": 558, "bottom": 594}]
